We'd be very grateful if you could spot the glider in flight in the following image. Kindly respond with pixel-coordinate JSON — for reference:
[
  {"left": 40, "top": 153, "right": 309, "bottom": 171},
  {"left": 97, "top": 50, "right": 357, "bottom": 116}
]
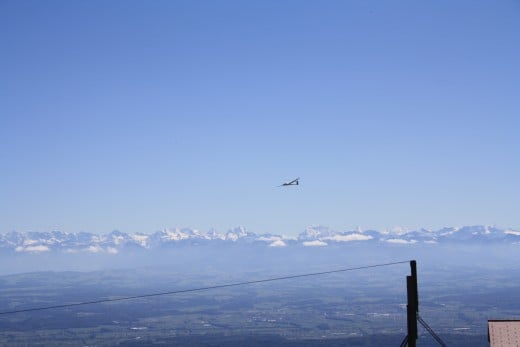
[{"left": 279, "top": 177, "right": 300, "bottom": 187}]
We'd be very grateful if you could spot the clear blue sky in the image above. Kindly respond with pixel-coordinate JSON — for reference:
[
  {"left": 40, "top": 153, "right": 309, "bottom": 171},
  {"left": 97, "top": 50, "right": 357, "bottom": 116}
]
[{"left": 1, "top": 0, "right": 519, "bottom": 236}]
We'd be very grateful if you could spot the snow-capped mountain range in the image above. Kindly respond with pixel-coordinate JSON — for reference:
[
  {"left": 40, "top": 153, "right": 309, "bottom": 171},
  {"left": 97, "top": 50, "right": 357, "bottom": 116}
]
[{"left": 1, "top": 225, "right": 519, "bottom": 253}]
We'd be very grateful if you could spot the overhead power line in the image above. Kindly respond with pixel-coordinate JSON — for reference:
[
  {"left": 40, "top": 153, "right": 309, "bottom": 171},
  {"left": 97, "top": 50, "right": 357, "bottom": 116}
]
[{"left": 0, "top": 260, "right": 410, "bottom": 316}]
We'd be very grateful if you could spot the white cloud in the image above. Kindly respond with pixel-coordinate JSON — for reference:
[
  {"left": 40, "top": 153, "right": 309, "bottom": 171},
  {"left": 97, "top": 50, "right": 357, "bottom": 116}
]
[
  {"left": 386, "top": 238, "right": 417, "bottom": 244},
  {"left": 505, "top": 230, "right": 520, "bottom": 236},
  {"left": 257, "top": 236, "right": 282, "bottom": 242},
  {"left": 15, "top": 245, "right": 50, "bottom": 252},
  {"left": 26, "top": 245, "right": 50, "bottom": 252},
  {"left": 106, "top": 247, "right": 119, "bottom": 254},
  {"left": 84, "top": 245, "right": 119, "bottom": 254},
  {"left": 325, "top": 234, "right": 373, "bottom": 242},
  {"left": 303, "top": 240, "right": 328, "bottom": 247},
  {"left": 269, "top": 240, "right": 287, "bottom": 247},
  {"left": 86, "top": 245, "right": 103, "bottom": 253}
]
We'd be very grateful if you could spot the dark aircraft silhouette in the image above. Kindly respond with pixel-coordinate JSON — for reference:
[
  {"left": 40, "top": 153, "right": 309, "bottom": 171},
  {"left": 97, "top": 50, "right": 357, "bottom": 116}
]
[{"left": 279, "top": 177, "right": 299, "bottom": 187}]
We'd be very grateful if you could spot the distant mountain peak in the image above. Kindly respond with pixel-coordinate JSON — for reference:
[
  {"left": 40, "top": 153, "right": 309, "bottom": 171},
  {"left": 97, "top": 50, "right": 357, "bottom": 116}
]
[{"left": 1, "top": 225, "right": 519, "bottom": 253}]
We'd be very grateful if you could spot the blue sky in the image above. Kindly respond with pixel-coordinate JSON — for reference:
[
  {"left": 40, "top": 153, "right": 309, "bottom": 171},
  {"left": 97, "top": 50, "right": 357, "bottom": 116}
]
[{"left": 1, "top": 0, "right": 519, "bottom": 236}]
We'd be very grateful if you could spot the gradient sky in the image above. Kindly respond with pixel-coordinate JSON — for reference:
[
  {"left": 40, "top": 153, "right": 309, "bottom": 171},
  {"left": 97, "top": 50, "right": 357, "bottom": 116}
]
[{"left": 1, "top": 0, "right": 519, "bottom": 236}]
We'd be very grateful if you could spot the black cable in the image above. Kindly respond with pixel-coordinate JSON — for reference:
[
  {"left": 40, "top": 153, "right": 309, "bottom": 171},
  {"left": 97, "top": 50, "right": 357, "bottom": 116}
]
[
  {"left": 0, "top": 260, "right": 411, "bottom": 316},
  {"left": 417, "top": 313, "right": 447, "bottom": 347},
  {"left": 399, "top": 335, "right": 409, "bottom": 347}
]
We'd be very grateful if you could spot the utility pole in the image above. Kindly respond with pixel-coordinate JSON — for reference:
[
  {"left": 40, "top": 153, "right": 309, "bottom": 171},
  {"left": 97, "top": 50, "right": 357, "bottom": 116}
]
[
  {"left": 406, "top": 260, "right": 418, "bottom": 347},
  {"left": 401, "top": 260, "right": 446, "bottom": 347}
]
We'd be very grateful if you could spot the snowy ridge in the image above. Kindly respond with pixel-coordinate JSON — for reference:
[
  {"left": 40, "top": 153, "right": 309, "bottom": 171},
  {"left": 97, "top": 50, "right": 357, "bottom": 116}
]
[{"left": 0, "top": 225, "right": 519, "bottom": 253}]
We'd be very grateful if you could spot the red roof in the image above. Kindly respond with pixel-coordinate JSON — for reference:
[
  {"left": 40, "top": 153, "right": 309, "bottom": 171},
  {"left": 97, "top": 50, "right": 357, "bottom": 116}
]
[{"left": 488, "top": 320, "right": 520, "bottom": 347}]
